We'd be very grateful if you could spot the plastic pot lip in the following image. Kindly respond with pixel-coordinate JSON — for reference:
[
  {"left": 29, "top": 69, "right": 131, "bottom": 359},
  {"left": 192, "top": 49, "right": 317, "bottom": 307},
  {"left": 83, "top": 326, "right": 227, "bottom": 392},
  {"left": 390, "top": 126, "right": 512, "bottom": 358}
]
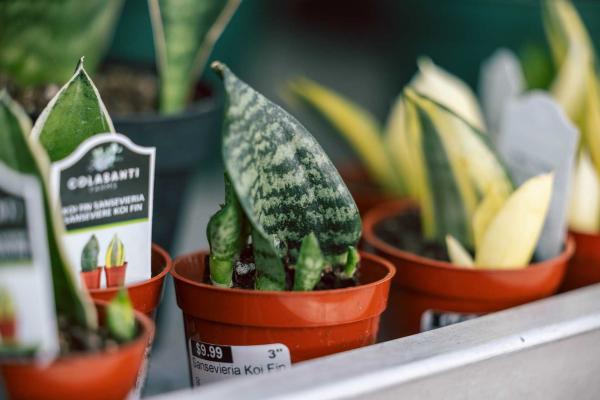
[
  {"left": 569, "top": 228, "right": 600, "bottom": 241},
  {"left": 363, "top": 200, "right": 576, "bottom": 274},
  {"left": 0, "top": 300, "right": 154, "bottom": 366},
  {"left": 88, "top": 243, "right": 172, "bottom": 296},
  {"left": 171, "top": 250, "right": 395, "bottom": 297}
]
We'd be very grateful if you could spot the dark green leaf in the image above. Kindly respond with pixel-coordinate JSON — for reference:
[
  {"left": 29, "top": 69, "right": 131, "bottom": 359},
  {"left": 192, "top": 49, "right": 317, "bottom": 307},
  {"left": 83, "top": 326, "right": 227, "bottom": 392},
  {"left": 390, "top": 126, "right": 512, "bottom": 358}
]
[
  {"left": 81, "top": 235, "right": 99, "bottom": 272},
  {"left": 0, "top": 0, "right": 124, "bottom": 85},
  {"left": 251, "top": 228, "right": 286, "bottom": 291},
  {"left": 213, "top": 62, "right": 362, "bottom": 265},
  {"left": 293, "top": 233, "right": 326, "bottom": 291},
  {"left": 31, "top": 58, "right": 115, "bottom": 162}
]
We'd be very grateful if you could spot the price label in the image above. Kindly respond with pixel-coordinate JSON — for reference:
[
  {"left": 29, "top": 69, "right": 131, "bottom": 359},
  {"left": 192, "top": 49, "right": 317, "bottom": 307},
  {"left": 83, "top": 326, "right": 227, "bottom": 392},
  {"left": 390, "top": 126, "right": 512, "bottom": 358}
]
[{"left": 188, "top": 340, "right": 291, "bottom": 386}]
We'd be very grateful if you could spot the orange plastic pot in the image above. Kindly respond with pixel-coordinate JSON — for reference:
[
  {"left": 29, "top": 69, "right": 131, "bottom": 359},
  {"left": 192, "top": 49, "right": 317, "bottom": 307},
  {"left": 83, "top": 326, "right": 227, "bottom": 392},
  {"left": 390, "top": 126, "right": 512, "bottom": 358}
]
[
  {"left": 561, "top": 230, "right": 600, "bottom": 291},
  {"left": 172, "top": 250, "right": 394, "bottom": 383},
  {"left": 105, "top": 263, "right": 128, "bottom": 288},
  {"left": 80, "top": 268, "right": 101, "bottom": 290},
  {"left": 362, "top": 200, "right": 574, "bottom": 339},
  {"left": 90, "top": 244, "right": 172, "bottom": 317},
  {"left": 0, "top": 301, "right": 154, "bottom": 400},
  {"left": 339, "top": 164, "right": 396, "bottom": 215},
  {"left": 0, "top": 318, "right": 16, "bottom": 341}
]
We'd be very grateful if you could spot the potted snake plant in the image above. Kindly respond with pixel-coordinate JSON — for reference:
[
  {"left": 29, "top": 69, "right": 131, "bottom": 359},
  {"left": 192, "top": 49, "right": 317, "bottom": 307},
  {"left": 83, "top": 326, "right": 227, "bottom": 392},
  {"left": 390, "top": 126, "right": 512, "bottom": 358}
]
[
  {"left": 80, "top": 235, "right": 102, "bottom": 290},
  {"left": 0, "top": 0, "right": 241, "bottom": 250},
  {"left": 171, "top": 62, "right": 394, "bottom": 387},
  {"left": 0, "top": 91, "right": 151, "bottom": 400}
]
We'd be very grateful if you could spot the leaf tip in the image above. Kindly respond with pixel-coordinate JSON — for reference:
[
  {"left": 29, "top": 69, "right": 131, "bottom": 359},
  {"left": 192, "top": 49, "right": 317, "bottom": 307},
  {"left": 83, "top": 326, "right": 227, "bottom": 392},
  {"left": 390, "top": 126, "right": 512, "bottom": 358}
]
[{"left": 211, "top": 61, "right": 227, "bottom": 78}]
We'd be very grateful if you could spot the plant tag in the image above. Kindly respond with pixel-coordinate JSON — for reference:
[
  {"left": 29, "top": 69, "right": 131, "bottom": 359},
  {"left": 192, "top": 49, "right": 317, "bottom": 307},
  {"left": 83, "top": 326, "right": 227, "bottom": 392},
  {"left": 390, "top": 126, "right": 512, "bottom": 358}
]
[
  {"left": 188, "top": 339, "right": 291, "bottom": 386},
  {"left": 50, "top": 133, "right": 155, "bottom": 288},
  {"left": 497, "top": 92, "right": 578, "bottom": 260},
  {"left": 479, "top": 48, "right": 524, "bottom": 139},
  {"left": 420, "top": 309, "right": 480, "bottom": 332},
  {"left": 0, "top": 162, "right": 59, "bottom": 361}
]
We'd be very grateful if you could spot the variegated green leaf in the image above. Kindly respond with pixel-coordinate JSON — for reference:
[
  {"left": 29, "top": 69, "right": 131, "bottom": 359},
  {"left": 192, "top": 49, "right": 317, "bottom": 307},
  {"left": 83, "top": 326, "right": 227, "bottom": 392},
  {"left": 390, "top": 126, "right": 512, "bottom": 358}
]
[
  {"left": 251, "top": 228, "right": 286, "bottom": 291},
  {"left": 343, "top": 246, "right": 360, "bottom": 278},
  {"left": 149, "top": 0, "right": 241, "bottom": 114},
  {"left": 107, "top": 288, "right": 136, "bottom": 343},
  {"left": 0, "top": 0, "right": 124, "bottom": 85},
  {"left": 31, "top": 58, "right": 115, "bottom": 162},
  {"left": 0, "top": 90, "right": 96, "bottom": 330},
  {"left": 105, "top": 234, "right": 125, "bottom": 268},
  {"left": 81, "top": 235, "right": 100, "bottom": 272},
  {"left": 213, "top": 62, "right": 362, "bottom": 264},
  {"left": 207, "top": 175, "right": 246, "bottom": 287},
  {"left": 293, "top": 232, "right": 326, "bottom": 291},
  {"left": 0, "top": 287, "right": 15, "bottom": 320}
]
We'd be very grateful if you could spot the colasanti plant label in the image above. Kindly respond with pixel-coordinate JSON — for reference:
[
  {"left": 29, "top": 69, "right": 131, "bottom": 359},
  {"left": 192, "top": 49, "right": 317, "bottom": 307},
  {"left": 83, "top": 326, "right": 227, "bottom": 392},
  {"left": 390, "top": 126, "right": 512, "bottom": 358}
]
[
  {"left": 0, "top": 162, "right": 59, "bottom": 360},
  {"left": 50, "top": 133, "right": 155, "bottom": 288},
  {"left": 187, "top": 339, "right": 291, "bottom": 386}
]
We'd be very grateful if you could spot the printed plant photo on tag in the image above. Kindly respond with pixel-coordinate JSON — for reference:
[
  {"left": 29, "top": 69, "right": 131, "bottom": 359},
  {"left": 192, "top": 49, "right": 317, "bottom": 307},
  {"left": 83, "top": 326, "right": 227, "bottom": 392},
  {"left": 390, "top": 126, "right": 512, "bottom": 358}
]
[
  {"left": 50, "top": 133, "right": 155, "bottom": 289},
  {"left": 0, "top": 163, "right": 59, "bottom": 360}
]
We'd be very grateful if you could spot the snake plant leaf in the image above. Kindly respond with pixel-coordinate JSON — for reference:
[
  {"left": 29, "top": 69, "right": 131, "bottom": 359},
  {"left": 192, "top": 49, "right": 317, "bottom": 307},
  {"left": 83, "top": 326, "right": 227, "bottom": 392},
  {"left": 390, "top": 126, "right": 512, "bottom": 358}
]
[
  {"left": 0, "top": 91, "right": 96, "bottom": 329},
  {"left": 251, "top": 228, "right": 286, "bottom": 291},
  {"left": 543, "top": 0, "right": 593, "bottom": 121},
  {"left": 31, "top": 58, "right": 115, "bottom": 162},
  {"left": 472, "top": 185, "right": 510, "bottom": 252},
  {"left": 149, "top": 0, "right": 241, "bottom": 114},
  {"left": 207, "top": 175, "right": 246, "bottom": 287},
  {"left": 0, "top": 0, "right": 124, "bottom": 86},
  {"left": 476, "top": 173, "right": 554, "bottom": 269},
  {"left": 445, "top": 235, "right": 474, "bottom": 268},
  {"left": 107, "top": 288, "right": 137, "bottom": 343},
  {"left": 0, "top": 287, "right": 15, "bottom": 320},
  {"left": 105, "top": 234, "right": 125, "bottom": 268},
  {"left": 411, "top": 57, "right": 485, "bottom": 132},
  {"left": 405, "top": 89, "right": 474, "bottom": 246},
  {"left": 213, "top": 62, "right": 362, "bottom": 265},
  {"left": 293, "top": 233, "right": 326, "bottom": 291},
  {"left": 343, "top": 246, "right": 360, "bottom": 278},
  {"left": 81, "top": 235, "right": 100, "bottom": 273},
  {"left": 568, "top": 152, "right": 600, "bottom": 233},
  {"left": 286, "top": 77, "right": 404, "bottom": 195}
]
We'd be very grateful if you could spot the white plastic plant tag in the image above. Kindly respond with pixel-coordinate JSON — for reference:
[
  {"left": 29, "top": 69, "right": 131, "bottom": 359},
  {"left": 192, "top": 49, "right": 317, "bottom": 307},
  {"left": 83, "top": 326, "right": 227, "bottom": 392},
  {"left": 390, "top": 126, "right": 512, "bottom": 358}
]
[
  {"left": 421, "top": 309, "right": 480, "bottom": 332},
  {"left": 479, "top": 48, "right": 525, "bottom": 139},
  {"left": 497, "top": 92, "right": 578, "bottom": 260},
  {"left": 0, "top": 162, "right": 59, "bottom": 361},
  {"left": 188, "top": 339, "right": 291, "bottom": 386},
  {"left": 50, "top": 133, "right": 155, "bottom": 289}
]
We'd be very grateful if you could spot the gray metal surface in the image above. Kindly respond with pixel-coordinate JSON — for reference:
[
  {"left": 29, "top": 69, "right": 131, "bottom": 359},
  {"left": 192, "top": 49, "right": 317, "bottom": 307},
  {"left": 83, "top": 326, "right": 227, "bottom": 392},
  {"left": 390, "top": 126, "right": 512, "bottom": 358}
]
[{"left": 150, "top": 284, "right": 600, "bottom": 400}]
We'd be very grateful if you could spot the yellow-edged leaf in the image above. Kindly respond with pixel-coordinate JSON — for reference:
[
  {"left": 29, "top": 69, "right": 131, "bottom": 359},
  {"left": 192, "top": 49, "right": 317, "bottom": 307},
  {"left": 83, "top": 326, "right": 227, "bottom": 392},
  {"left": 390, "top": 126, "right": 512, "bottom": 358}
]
[
  {"left": 445, "top": 235, "right": 474, "bottom": 268},
  {"left": 568, "top": 152, "right": 600, "bottom": 233},
  {"left": 475, "top": 173, "right": 554, "bottom": 269},
  {"left": 286, "top": 77, "right": 403, "bottom": 194},
  {"left": 472, "top": 184, "right": 510, "bottom": 251},
  {"left": 582, "top": 73, "right": 600, "bottom": 179},
  {"left": 411, "top": 57, "right": 485, "bottom": 131}
]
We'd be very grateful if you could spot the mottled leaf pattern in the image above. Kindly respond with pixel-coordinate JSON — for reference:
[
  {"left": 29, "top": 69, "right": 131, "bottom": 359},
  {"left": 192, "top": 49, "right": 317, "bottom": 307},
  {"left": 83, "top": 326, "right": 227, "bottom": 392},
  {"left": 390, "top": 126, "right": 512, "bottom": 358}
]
[
  {"left": 213, "top": 62, "right": 362, "bottom": 263},
  {"left": 107, "top": 288, "right": 136, "bottom": 343},
  {"left": 0, "top": 91, "right": 96, "bottom": 329},
  {"left": 31, "top": 58, "right": 115, "bottom": 162},
  {"left": 0, "top": 0, "right": 124, "bottom": 85},
  {"left": 105, "top": 234, "right": 125, "bottom": 268},
  {"left": 251, "top": 228, "right": 286, "bottom": 290},
  {"left": 149, "top": 0, "right": 240, "bottom": 113},
  {"left": 293, "top": 233, "right": 326, "bottom": 291},
  {"left": 207, "top": 175, "right": 246, "bottom": 287},
  {"left": 81, "top": 235, "right": 100, "bottom": 272}
]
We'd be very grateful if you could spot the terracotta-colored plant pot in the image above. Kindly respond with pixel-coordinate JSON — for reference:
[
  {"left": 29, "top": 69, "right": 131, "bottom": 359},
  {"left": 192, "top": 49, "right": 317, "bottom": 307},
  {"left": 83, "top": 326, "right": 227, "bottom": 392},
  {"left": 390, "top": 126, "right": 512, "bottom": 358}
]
[
  {"left": 80, "top": 268, "right": 102, "bottom": 290},
  {"left": 172, "top": 250, "right": 394, "bottom": 385},
  {"left": 104, "top": 263, "right": 128, "bottom": 288},
  {"left": 339, "top": 164, "right": 396, "bottom": 216},
  {"left": 0, "top": 300, "right": 154, "bottom": 400},
  {"left": 362, "top": 200, "right": 574, "bottom": 339},
  {"left": 90, "top": 244, "right": 172, "bottom": 317},
  {"left": 0, "top": 318, "right": 16, "bottom": 342},
  {"left": 561, "top": 230, "right": 600, "bottom": 291}
]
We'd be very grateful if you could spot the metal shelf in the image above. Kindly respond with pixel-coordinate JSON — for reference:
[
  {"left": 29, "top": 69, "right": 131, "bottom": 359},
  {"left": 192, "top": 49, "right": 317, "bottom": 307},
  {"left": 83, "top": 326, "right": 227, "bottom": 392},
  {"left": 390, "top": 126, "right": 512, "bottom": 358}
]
[{"left": 152, "top": 284, "right": 600, "bottom": 399}]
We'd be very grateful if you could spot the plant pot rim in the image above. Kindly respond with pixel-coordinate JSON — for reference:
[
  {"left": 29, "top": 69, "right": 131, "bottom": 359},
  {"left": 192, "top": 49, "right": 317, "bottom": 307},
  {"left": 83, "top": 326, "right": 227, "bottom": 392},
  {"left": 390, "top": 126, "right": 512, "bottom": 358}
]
[
  {"left": 171, "top": 250, "right": 395, "bottom": 297},
  {"left": 0, "top": 299, "right": 153, "bottom": 366},
  {"left": 88, "top": 244, "right": 171, "bottom": 296},
  {"left": 363, "top": 200, "right": 575, "bottom": 274},
  {"left": 568, "top": 228, "right": 600, "bottom": 240}
]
